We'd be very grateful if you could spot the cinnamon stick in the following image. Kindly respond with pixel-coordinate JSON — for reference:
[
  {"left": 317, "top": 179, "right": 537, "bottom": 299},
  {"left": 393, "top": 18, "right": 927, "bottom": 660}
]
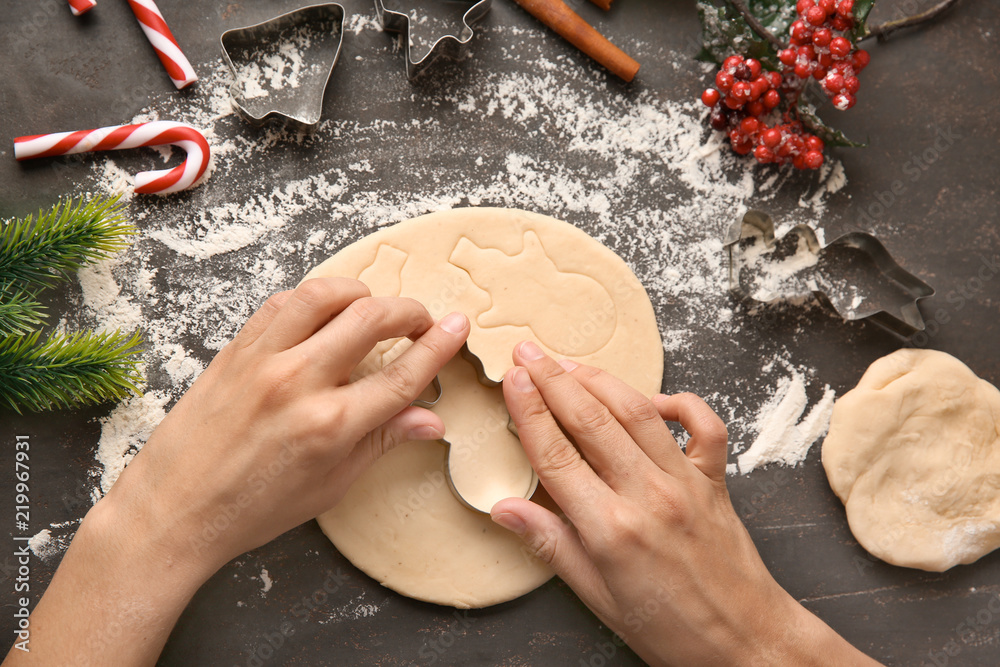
[{"left": 511, "top": 0, "right": 640, "bottom": 82}]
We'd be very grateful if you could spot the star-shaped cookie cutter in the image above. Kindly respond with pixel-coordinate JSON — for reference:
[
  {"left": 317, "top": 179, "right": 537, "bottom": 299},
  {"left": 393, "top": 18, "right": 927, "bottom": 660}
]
[
  {"left": 374, "top": 0, "right": 492, "bottom": 79},
  {"left": 220, "top": 4, "right": 345, "bottom": 129},
  {"left": 725, "top": 210, "right": 935, "bottom": 338}
]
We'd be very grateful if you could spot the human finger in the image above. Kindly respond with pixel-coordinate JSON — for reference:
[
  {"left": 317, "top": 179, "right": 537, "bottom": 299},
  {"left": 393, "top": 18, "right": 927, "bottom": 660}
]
[
  {"left": 652, "top": 393, "right": 729, "bottom": 483},
  {"left": 491, "top": 497, "right": 615, "bottom": 617},
  {"left": 229, "top": 290, "right": 293, "bottom": 350},
  {"left": 344, "top": 312, "right": 469, "bottom": 430},
  {"left": 305, "top": 296, "right": 434, "bottom": 382},
  {"left": 562, "top": 362, "right": 688, "bottom": 475},
  {"left": 324, "top": 405, "right": 445, "bottom": 505},
  {"left": 513, "top": 341, "right": 657, "bottom": 491},
  {"left": 503, "top": 365, "right": 614, "bottom": 525},
  {"left": 255, "top": 278, "right": 371, "bottom": 353}
]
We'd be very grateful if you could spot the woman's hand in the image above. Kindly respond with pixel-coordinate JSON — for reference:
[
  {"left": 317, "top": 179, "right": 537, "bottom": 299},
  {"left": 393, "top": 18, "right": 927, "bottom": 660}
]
[
  {"left": 4, "top": 278, "right": 469, "bottom": 667},
  {"left": 492, "top": 341, "right": 880, "bottom": 667},
  {"left": 110, "top": 277, "right": 470, "bottom": 574}
]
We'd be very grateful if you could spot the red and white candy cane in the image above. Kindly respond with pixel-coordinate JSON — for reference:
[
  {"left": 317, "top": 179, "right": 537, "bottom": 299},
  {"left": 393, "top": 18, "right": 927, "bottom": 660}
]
[
  {"left": 68, "top": 0, "right": 96, "bottom": 16},
  {"left": 14, "top": 121, "right": 210, "bottom": 195},
  {"left": 126, "top": 0, "right": 197, "bottom": 89}
]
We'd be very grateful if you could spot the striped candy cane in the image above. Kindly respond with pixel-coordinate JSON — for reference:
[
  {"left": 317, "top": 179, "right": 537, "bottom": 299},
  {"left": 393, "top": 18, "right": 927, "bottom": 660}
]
[
  {"left": 68, "top": 0, "right": 96, "bottom": 16},
  {"left": 14, "top": 122, "right": 210, "bottom": 195},
  {"left": 126, "top": 0, "right": 197, "bottom": 89}
]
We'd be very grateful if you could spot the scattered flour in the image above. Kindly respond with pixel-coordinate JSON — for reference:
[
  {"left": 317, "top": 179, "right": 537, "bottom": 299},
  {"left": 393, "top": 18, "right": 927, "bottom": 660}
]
[
  {"left": 736, "top": 369, "right": 837, "bottom": 474},
  {"left": 95, "top": 392, "right": 170, "bottom": 493},
  {"left": 259, "top": 568, "right": 273, "bottom": 594}
]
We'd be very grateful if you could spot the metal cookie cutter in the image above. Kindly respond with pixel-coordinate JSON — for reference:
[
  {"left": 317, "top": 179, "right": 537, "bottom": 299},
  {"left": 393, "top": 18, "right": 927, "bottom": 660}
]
[
  {"left": 725, "top": 210, "right": 934, "bottom": 338},
  {"left": 221, "top": 4, "right": 345, "bottom": 129},
  {"left": 439, "top": 344, "right": 539, "bottom": 514},
  {"left": 374, "top": 0, "right": 492, "bottom": 79}
]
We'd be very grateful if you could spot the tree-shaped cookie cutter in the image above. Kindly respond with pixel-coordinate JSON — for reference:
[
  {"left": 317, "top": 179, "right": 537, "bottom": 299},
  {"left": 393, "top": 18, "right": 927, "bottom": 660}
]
[
  {"left": 220, "top": 4, "right": 345, "bottom": 129},
  {"left": 374, "top": 0, "right": 492, "bottom": 79},
  {"left": 438, "top": 344, "right": 540, "bottom": 514},
  {"left": 725, "top": 210, "right": 934, "bottom": 338}
]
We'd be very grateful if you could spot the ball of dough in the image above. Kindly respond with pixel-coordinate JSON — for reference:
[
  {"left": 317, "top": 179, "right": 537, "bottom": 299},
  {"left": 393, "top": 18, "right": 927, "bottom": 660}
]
[
  {"left": 822, "top": 349, "right": 1000, "bottom": 572},
  {"left": 305, "top": 208, "right": 664, "bottom": 607}
]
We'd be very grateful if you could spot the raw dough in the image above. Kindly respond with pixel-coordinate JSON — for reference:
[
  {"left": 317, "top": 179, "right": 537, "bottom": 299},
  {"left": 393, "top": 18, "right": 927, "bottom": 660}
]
[
  {"left": 821, "top": 349, "right": 1000, "bottom": 572},
  {"left": 306, "top": 208, "right": 664, "bottom": 608}
]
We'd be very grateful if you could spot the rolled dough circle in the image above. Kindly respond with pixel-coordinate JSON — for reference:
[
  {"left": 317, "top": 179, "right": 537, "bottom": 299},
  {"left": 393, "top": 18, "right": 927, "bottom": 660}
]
[
  {"left": 821, "top": 349, "right": 1000, "bottom": 572},
  {"left": 305, "top": 208, "right": 664, "bottom": 607}
]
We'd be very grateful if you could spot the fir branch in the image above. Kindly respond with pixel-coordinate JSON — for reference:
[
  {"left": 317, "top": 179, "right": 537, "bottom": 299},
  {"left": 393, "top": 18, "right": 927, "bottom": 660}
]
[
  {"left": 0, "top": 329, "right": 144, "bottom": 414},
  {"left": 0, "top": 282, "right": 45, "bottom": 336},
  {"left": 0, "top": 195, "right": 135, "bottom": 290},
  {"left": 861, "top": 0, "right": 960, "bottom": 41}
]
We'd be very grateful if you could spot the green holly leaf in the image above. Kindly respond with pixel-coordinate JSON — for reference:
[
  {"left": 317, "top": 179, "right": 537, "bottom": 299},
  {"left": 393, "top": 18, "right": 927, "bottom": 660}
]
[
  {"left": 696, "top": 0, "right": 797, "bottom": 70},
  {"left": 850, "top": 0, "right": 877, "bottom": 42},
  {"left": 796, "top": 101, "right": 868, "bottom": 148}
]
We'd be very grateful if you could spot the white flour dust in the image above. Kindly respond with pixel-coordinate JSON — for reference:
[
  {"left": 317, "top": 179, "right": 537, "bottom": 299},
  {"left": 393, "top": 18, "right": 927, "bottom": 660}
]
[{"left": 38, "top": 19, "right": 852, "bottom": 565}]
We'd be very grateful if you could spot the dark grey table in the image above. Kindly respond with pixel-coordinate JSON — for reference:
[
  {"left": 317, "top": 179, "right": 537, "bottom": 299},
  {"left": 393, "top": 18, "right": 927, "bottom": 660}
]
[{"left": 1, "top": 0, "right": 998, "bottom": 664}]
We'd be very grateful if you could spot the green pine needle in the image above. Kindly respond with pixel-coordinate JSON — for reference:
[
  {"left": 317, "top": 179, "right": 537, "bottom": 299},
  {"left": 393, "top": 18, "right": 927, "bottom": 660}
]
[
  {"left": 0, "top": 329, "right": 144, "bottom": 414},
  {"left": 0, "top": 282, "right": 45, "bottom": 336},
  {"left": 0, "top": 195, "right": 135, "bottom": 290}
]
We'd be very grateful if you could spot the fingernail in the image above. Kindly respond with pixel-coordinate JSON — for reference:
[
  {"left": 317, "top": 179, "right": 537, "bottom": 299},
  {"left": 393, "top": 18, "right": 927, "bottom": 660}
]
[
  {"left": 409, "top": 424, "right": 444, "bottom": 440},
  {"left": 518, "top": 341, "right": 544, "bottom": 360},
  {"left": 491, "top": 512, "right": 526, "bottom": 535},
  {"left": 652, "top": 393, "right": 669, "bottom": 404},
  {"left": 558, "top": 359, "right": 578, "bottom": 372},
  {"left": 510, "top": 367, "right": 535, "bottom": 393},
  {"left": 439, "top": 312, "right": 467, "bottom": 334}
]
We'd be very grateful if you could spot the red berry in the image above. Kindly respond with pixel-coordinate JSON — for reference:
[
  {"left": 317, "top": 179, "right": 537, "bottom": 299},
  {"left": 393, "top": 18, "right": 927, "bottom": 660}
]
[
  {"left": 767, "top": 71, "right": 783, "bottom": 88},
  {"left": 793, "top": 154, "right": 808, "bottom": 169},
  {"left": 798, "top": 44, "right": 816, "bottom": 60},
  {"left": 813, "top": 28, "right": 832, "bottom": 47},
  {"left": 723, "top": 55, "right": 744, "bottom": 71},
  {"left": 831, "top": 16, "right": 852, "bottom": 31},
  {"left": 806, "top": 135, "right": 825, "bottom": 152},
  {"left": 829, "top": 37, "right": 851, "bottom": 58},
  {"left": 734, "top": 63, "right": 752, "bottom": 80},
  {"left": 824, "top": 72, "right": 845, "bottom": 93},
  {"left": 812, "top": 66, "right": 828, "bottom": 80},
  {"left": 794, "top": 62, "right": 812, "bottom": 78},
  {"left": 819, "top": 0, "right": 836, "bottom": 14},
  {"left": 730, "top": 132, "right": 753, "bottom": 155},
  {"left": 806, "top": 5, "right": 827, "bottom": 26},
  {"left": 754, "top": 145, "right": 775, "bottom": 163},
  {"left": 779, "top": 49, "right": 797, "bottom": 66},
  {"left": 777, "top": 141, "right": 794, "bottom": 158},
  {"left": 746, "top": 100, "right": 765, "bottom": 117},
  {"left": 837, "top": 0, "right": 854, "bottom": 17},
  {"left": 762, "top": 128, "right": 782, "bottom": 148},
  {"left": 790, "top": 20, "right": 813, "bottom": 44},
  {"left": 710, "top": 110, "right": 728, "bottom": 130},
  {"left": 750, "top": 77, "right": 769, "bottom": 99},
  {"left": 803, "top": 150, "right": 824, "bottom": 169},
  {"left": 852, "top": 49, "right": 871, "bottom": 71},
  {"left": 796, "top": 0, "right": 814, "bottom": 14},
  {"left": 832, "top": 92, "right": 856, "bottom": 110},
  {"left": 725, "top": 95, "right": 743, "bottom": 110},
  {"left": 740, "top": 117, "right": 759, "bottom": 135},
  {"left": 716, "top": 70, "right": 734, "bottom": 92},
  {"left": 818, "top": 52, "right": 834, "bottom": 68},
  {"left": 746, "top": 58, "right": 762, "bottom": 79},
  {"left": 732, "top": 81, "right": 752, "bottom": 101},
  {"left": 763, "top": 89, "right": 781, "bottom": 109},
  {"left": 701, "top": 88, "right": 721, "bottom": 107},
  {"left": 844, "top": 75, "right": 860, "bottom": 94}
]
